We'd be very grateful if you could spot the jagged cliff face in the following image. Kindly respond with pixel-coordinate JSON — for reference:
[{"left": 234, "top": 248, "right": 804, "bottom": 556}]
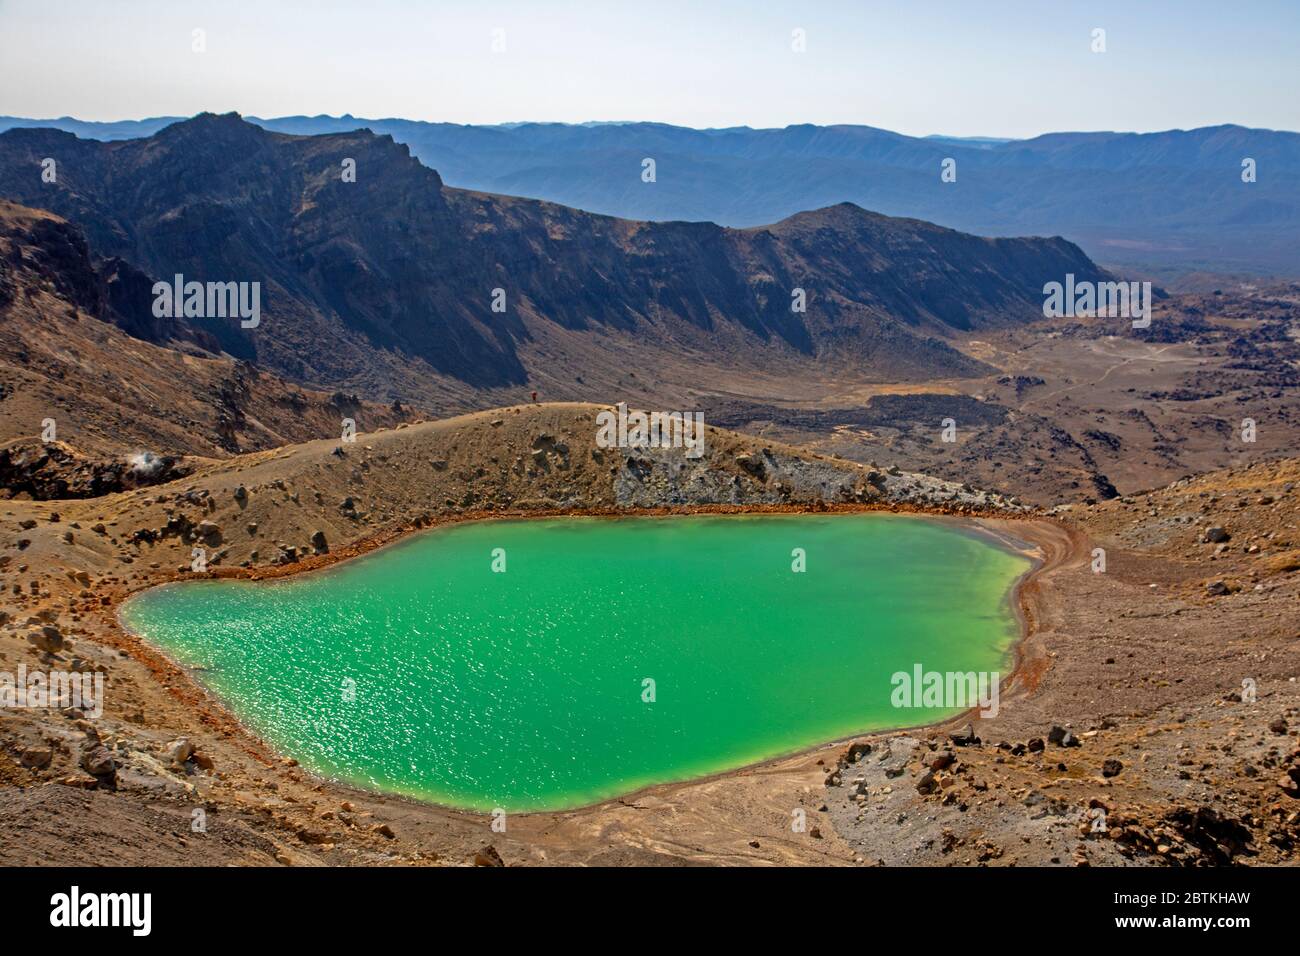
[
  {"left": 0, "top": 113, "right": 1110, "bottom": 400},
  {"left": 0, "top": 201, "right": 414, "bottom": 474},
  {"left": 0, "top": 201, "right": 218, "bottom": 351}
]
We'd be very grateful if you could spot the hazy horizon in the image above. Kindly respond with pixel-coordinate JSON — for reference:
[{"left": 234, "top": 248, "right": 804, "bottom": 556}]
[
  {"left": 3, "top": 111, "right": 1296, "bottom": 142},
  {"left": 2, "top": 0, "right": 1298, "bottom": 138}
]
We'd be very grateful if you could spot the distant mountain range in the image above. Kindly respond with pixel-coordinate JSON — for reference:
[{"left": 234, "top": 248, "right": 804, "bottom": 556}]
[
  {"left": 2, "top": 113, "right": 1296, "bottom": 277},
  {"left": 0, "top": 113, "right": 1105, "bottom": 407}
]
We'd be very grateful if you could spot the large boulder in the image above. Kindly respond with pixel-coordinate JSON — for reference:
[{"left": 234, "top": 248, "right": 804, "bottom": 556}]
[
  {"left": 27, "top": 625, "right": 64, "bottom": 653},
  {"left": 166, "top": 737, "right": 195, "bottom": 766},
  {"left": 80, "top": 745, "right": 116, "bottom": 782}
]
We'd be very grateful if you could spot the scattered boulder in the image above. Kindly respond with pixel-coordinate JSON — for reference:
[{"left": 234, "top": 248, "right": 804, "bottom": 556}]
[
  {"left": 950, "top": 723, "right": 980, "bottom": 746},
  {"left": 1102, "top": 759, "right": 1124, "bottom": 778},
  {"left": 310, "top": 530, "right": 329, "bottom": 554},
  {"left": 166, "top": 738, "right": 195, "bottom": 766},
  {"left": 927, "top": 750, "right": 956, "bottom": 771},
  {"left": 474, "top": 845, "right": 505, "bottom": 867},
  {"left": 79, "top": 745, "right": 116, "bottom": 782},
  {"left": 1048, "top": 726, "right": 1080, "bottom": 748},
  {"left": 843, "top": 741, "right": 872, "bottom": 764},
  {"left": 19, "top": 747, "right": 54, "bottom": 770},
  {"left": 27, "top": 624, "right": 64, "bottom": 654},
  {"left": 1202, "top": 526, "right": 1230, "bottom": 544}
]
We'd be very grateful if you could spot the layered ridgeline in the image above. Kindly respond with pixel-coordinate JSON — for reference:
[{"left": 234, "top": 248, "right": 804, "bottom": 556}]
[
  {"left": 4, "top": 114, "right": 1296, "bottom": 275},
  {"left": 0, "top": 113, "right": 1106, "bottom": 407}
]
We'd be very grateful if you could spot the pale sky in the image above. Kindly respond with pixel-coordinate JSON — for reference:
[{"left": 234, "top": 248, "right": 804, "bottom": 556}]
[{"left": 1, "top": 0, "right": 1297, "bottom": 136}]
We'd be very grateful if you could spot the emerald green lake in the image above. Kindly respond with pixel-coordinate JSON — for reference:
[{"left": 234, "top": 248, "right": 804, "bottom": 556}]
[{"left": 120, "top": 514, "right": 1031, "bottom": 812}]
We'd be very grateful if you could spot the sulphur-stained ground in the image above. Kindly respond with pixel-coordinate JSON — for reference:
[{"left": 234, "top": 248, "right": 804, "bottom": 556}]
[{"left": 0, "top": 405, "right": 1296, "bottom": 866}]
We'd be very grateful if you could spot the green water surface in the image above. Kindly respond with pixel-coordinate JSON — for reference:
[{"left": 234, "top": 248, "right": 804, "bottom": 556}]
[{"left": 120, "top": 514, "right": 1030, "bottom": 812}]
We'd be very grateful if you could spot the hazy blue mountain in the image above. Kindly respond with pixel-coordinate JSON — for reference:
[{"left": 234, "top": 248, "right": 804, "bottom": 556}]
[
  {"left": 2, "top": 114, "right": 1295, "bottom": 275},
  {"left": 0, "top": 115, "right": 182, "bottom": 141}
]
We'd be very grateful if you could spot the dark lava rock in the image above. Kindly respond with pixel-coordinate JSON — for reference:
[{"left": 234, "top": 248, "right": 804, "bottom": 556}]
[
  {"left": 950, "top": 723, "right": 980, "bottom": 746},
  {"left": 1048, "top": 726, "right": 1080, "bottom": 747},
  {"left": 0, "top": 442, "right": 189, "bottom": 500}
]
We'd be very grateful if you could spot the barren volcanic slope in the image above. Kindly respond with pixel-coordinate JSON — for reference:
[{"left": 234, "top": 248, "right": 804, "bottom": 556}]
[
  {"left": 0, "top": 200, "right": 416, "bottom": 497},
  {"left": 707, "top": 287, "right": 1300, "bottom": 507},
  {"left": 0, "top": 113, "right": 1108, "bottom": 408}
]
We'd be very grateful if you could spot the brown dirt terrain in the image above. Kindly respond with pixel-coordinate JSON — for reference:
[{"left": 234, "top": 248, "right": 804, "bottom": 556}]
[
  {"left": 1, "top": 403, "right": 1295, "bottom": 866},
  {"left": 824, "top": 458, "right": 1300, "bottom": 866},
  {"left": 708, "top": 288, "right": 1300, "bottom": 508}
]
